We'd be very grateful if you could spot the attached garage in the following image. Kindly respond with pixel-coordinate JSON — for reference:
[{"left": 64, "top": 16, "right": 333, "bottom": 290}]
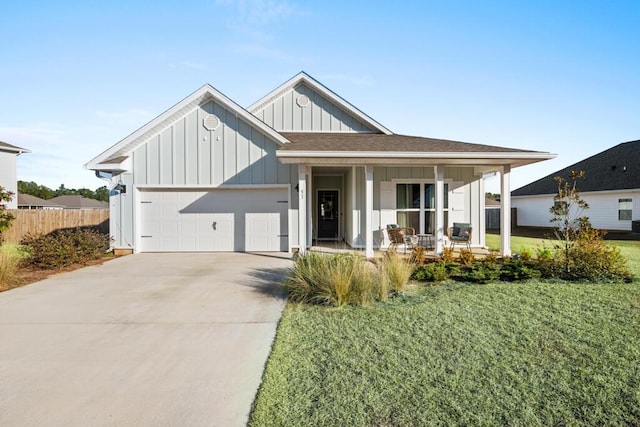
[{"left": 138, "top": 187, "right": 289, "bottom": 252}]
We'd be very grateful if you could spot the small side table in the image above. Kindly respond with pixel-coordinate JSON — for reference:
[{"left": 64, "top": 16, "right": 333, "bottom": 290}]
[{"left": 416, "top": 234, "right": 434, "bottom": 250}]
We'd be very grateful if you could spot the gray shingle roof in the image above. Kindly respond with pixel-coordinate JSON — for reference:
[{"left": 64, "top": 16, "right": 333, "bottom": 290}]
[
  {"left": 279, "top": 133, "right": 539, "bottom": 153},
  {"left": 512, "top": 140, "right": 640, "bottom": 196},
  {"left": 17, "top": 194, "right": 65, "bottom": 208},
  {"left": 48, "top": 195, "right": 109, "bottom": 209}
]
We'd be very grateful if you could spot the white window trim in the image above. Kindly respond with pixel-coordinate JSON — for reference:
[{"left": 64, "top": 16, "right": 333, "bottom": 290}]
[
  {"left": 392, "top": 179, "right": 452, "bottom": 234},
  {"left": 618, "top": 198, "right": 632, "bottom": 221}
]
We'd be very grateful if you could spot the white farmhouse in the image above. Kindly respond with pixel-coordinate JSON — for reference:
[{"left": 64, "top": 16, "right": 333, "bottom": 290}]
[{"left": 512, "top": 140, "right": 640, "bottom": 231}]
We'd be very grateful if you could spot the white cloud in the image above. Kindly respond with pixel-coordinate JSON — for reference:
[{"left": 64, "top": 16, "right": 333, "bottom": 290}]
[
  {"left": 215, "top": 0, "right": 306, "bottom": 62},
  {"left": 216, "top": 0, "right": 301, "bottom": 26}
]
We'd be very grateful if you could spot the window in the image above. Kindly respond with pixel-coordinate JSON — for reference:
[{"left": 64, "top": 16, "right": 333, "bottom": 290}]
[
  {"left": 396, "top": 183, "right": 448, "bottom": 234},
  {"left": 618, "top": 198, "right": 632, "bottom": 220}
]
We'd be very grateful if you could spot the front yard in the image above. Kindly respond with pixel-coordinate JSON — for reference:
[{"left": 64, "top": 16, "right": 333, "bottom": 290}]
[{"left": 250, "top": 237, "right": 640, "bottom": 426}]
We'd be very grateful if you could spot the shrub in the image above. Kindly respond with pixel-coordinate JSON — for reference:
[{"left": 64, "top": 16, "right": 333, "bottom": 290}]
[
  {"left": 286, "top": 252, "right": 385, "bottom": 307},
  {"left": 0, "top": 186, "right": 16, "bottom": 244},
  {"left": 21, "top": 228, "right": 109, "bottom": 269},
  {"left": 538, "top": 227, "right": 632, "bottom": 282},
  {"left": 411, "top": 246, "right": 426, "bottom": 264},
  {"left": 380, "top": 252, "right": 415, "bottom": 293},
  {"left": 412, "top": 262, "right": 448, "bottom": 282},
  {"left": 452, "top": 264, "right": 501, "bottom": 284},
  {"left": 483, "top": 251, "right": 499, "bottom": 265},
  {"left": 499, "top": 260, "right": 541, "bottom": 282},
  {"left": 0, "top": 244, "right": 27, "bottom": 291},
  {"left": 440, "top": 247, "right": 455, "bottom": 263},
  {"left": 458, "top": 248, "right": 475, "bottom": 265},
  {"left": 518, "top": 247, "right": 534, "bottom": 262}
]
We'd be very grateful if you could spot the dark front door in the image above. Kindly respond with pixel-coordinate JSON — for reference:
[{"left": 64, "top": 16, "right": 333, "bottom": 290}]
[{"left": 317, "top": 190, "right": 339, "bottom": 240}]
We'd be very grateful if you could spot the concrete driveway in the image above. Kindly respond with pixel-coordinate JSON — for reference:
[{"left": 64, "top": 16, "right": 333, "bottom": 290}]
[{"left": 0, "top": 252, "right": 291, "bottom": 427}]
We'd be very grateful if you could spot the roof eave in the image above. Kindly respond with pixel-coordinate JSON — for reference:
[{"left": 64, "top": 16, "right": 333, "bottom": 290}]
[
  {"left": 0, "top": 146, "right": 30, "bottom": 154},
  {"left": 277, "top": 150, "right": 555, "bottom": 166}
]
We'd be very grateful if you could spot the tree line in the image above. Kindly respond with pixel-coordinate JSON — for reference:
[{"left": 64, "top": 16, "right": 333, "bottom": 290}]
[{"left": 18, "top": 181, "right": 109, "bottom": 202}]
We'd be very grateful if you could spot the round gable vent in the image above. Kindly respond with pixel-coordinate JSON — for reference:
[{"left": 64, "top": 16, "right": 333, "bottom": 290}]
[
  {"left": 203, "top": 114, "right": 220, "bottom": 131},
  {"left": 296, "top": 94, "right": 310, "bottom": 108}
]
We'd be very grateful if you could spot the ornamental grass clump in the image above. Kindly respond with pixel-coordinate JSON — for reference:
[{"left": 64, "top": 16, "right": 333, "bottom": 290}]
[
  {"left": 379, "top": 251, "right": 415, "bottom": 294},
  {"left": 0, "top": 244, "right": 27, "bottom": 292},
  {"left": 287, "top": 252, "right": 386, "bottom": 307}
]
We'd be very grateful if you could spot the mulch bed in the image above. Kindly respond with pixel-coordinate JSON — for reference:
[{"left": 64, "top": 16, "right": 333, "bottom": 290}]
[{"left": 2, "top": 256, "right": 114, "bottom": 293}]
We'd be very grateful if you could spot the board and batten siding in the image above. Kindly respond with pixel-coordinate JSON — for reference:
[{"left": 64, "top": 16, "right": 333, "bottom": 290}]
[
  {"left": 132, "top": 101, "right": 291, "bottom": 187},
  {"left": 253, "top": 83, "right": 377, "bottom": 133},
  {"left": 513, "top": 190, "right": 639, "bottom": 230},
  {"left": 109, "top": 101, "right": 299, "bottom": 251}
]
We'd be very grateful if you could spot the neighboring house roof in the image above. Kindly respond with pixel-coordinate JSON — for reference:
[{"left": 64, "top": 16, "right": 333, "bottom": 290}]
[
  {"left": 85, "top": 84, "right": 289, "bottom": 171},
  {"left": 17, "top": 194, "right": 65, "bottom": 208},
  {"left": 512, "top": 139, "right": 640, "bottom": 196},
  {"left": 248, "top": 71, "right": 392, "bottom": 135},
  {"left": 277, "top": 133, "right": 554, "bottom": 167},
  {"left": 485, "top": 197, "right": 501, "bottom": 207},
  {"left": 0, "top": 141, "right": 30, "bottom": 154},
  {"left": 48, "top": 195, "right": 109, "bottom": 209}
]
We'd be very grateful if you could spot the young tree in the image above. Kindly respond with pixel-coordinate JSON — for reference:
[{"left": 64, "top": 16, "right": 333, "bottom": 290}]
[
  {"left": 549, "top": 171, "right": 590, "bottom": 275},
  {"left": 0, "top": 186, "right": 16, "bottom": 244}
]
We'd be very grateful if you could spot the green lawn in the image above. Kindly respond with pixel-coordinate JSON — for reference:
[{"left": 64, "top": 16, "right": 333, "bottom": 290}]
[{"left": 251, "top": 237, "right": 640, "bottom": 426}]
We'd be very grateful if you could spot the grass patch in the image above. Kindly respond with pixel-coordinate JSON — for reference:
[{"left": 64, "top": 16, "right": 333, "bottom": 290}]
[
  {"left": 252, "top": 238, "right": 640, "bottom": 425},
  {"left": 252, "top": 281, "right": 640, "bottom": 425},
  {"left": 0, "top": 244, "right": 28, "bottom": 291}
]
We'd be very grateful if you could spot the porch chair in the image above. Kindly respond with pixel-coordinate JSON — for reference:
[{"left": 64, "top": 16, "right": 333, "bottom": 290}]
[
  {"left": 386, "top": 224, "right": 417, "bottom": 254},
  {"left": 447, "top": 222, "right": 472, "bottom": 250}
]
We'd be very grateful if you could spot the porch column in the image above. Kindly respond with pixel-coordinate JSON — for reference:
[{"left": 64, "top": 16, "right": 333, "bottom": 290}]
[
  {"left": 307, "top": 166, "right": 313, "bottom": 247},
  {"left": 365, "top": 165, "right": 374, "bottom": 258},
  {"left": 298, "top": 165, "right": 309, "bottom": 254},
  {"left": 434, "top": 166, "right": 445, "bottom": 254},
  {"left": 500, "top": 165, "right": 512, "bottom": 256}
]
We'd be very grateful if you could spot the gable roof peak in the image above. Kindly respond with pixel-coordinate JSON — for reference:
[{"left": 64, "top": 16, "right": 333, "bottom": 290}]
[
  {"left": 86, "top": 82, "right": 288, "bottom": 171},
  {"left": 248, "top": 71, "right": 393, "bottom": 135}
]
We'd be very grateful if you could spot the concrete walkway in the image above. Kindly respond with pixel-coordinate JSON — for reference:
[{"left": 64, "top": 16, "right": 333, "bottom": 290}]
[{"left": 0, "top": 253, "right": 292, "bottom": 427}]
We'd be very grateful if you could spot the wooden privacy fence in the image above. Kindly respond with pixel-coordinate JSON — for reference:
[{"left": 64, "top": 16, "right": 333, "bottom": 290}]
[{"left": 2, "top": 209, "right": 109, "bottom": 243}]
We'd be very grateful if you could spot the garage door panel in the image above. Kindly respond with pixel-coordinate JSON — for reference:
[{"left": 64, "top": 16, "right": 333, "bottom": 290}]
[{"left": 139, "top": 188, "right": 287, "bottom": 252}]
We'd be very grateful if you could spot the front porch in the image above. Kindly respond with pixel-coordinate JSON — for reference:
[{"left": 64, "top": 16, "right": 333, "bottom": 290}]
[
  {"left": 309, "top": 239, "right": 491, "bottom": 260},
  {"left": 292, "top": 164, "right": 513, "bottom": 258}
]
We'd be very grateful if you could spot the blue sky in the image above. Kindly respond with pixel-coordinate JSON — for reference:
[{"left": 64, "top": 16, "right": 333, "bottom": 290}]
[{"left": 1, "top": 0, "right": 638, "bottom": 193}]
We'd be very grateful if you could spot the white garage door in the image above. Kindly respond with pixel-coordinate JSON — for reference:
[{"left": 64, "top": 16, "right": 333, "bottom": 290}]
[{"left": 139, "top": 188, "right": 288, "bottom": 252}]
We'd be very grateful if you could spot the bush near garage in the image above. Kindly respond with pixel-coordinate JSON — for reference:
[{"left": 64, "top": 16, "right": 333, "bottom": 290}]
[{"left": 21, "top": 228, "right": 110, "bottom": 269}]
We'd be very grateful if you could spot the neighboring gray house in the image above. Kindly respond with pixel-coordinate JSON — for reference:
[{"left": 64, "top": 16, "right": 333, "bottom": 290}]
[
  {"left": 0, "top": 141, "right": 29, "bottom": 209},
  {"left": 512, "top": 140, "right": 640, "bottom": 231},
  {"left": 47, "top": 195, "right": 109, "bottom": 209},
  {"left": 86, "top": 72, "right": 554, "bottom": 256},
  {"left": 17, "top": 194, "right": 65, "bottom": 209}
]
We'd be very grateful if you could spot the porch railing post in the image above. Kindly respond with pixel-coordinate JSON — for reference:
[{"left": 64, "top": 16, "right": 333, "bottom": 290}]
[
  {"left": 500, "top": 165, "right": 512, "bottom": 256},
  {"left": 365, "top": 165, "right": 374, "bottom": 258}
]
